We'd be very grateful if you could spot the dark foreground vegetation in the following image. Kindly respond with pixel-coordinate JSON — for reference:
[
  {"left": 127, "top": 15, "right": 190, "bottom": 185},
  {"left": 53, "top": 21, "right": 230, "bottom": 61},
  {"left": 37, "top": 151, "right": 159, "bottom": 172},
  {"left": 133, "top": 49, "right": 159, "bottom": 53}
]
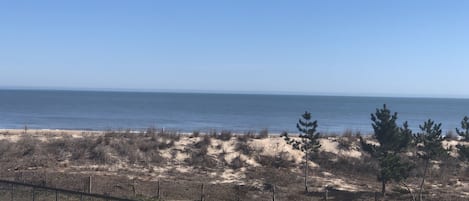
[{"left": 0, "top": 105, "right": 467, "bottom": 200}]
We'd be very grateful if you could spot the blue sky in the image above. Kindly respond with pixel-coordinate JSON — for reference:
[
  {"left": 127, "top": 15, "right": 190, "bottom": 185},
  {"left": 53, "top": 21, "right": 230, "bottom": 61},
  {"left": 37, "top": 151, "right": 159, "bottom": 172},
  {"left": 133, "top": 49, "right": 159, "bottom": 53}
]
[{"left": 1, "top": 1, "right": 468, "bottom": 97}]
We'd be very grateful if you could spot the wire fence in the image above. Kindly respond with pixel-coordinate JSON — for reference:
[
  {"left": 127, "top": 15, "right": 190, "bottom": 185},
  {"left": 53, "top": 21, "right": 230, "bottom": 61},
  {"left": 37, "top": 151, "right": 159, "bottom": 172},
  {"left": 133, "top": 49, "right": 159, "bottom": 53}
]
[
  {"left": 0, "top": 177, "right": 374, "bottom": 201},
  {"left": 0, "top": 179, "right": 136, "bottom": 201},
  {"left": 1, "top": 171, "right": 465, "bottom": 201},
  {"left": 0, "top": 171, "right": 257, "bottom": 201}
]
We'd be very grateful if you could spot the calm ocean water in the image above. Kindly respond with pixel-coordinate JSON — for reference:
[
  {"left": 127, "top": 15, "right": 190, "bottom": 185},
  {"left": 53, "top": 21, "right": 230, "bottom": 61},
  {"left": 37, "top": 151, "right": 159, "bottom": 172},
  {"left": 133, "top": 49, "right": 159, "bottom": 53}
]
[{"left": 0, "top": 90, "right": 468, "bottom": 133}]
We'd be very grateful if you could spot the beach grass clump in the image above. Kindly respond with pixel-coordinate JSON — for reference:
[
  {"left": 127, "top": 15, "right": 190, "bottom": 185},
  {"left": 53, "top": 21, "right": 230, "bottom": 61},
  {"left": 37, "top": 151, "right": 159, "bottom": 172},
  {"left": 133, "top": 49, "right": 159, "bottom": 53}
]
[
  {"left": 237, "top": 131, "right": 255, "bottom": 142},
  {"left": 229, "top": 155, "right": 244, "bottom": 169},
  {"left": 218, "top": 130, "right": 233, "bottom": 141},
  {"left": 46, "top": 138, "right": 72, "bottom": 161},
  {"left": 70, "top": 138, "right": 97, "bottom": 161},
  {"left": 0, "top": 140, "right": 12, "bottom": 157},
  {"left": 337, "top": 137, "right": 353, "bottom": 151},
  {"left": 90, "top": 144, "right": 115, "bottom": 164},
  {"left": 444, "top": 130, "right": 458, "bottom": 140},
  {"left": 235, "top": 141, "right": 254, "bottom": 156},
  {"left": 194, "top": 134, "right": 211, "bottom": 150},
  {"left": 208, "top": 130, "right": 233, "bottom": 141},
  {"left": 256, "top": 152, "right": 294, "bottom": 168},
  {"left": 15, "top": 135, "right": 39, "bottom": 157},
  {"left": 184, "top": 135, "right": 217, "bottom": 168},
  {"left": 238, "top": 129, "right": 269, "bottom": 141},
  {"left": 190, "top": 130, "right": 200, "bottom": 138},
  {"left": 185, "top": 149, "right": 217, "bottom": 169},
  {"left": 0, "top": 136, "right": 54, "bottom": 169},
  {"left": 157, "top": 130, "right": 181, "bottom": 142},
  {"left": 257, "top": 129, "right": 269, "bottom": 139}
]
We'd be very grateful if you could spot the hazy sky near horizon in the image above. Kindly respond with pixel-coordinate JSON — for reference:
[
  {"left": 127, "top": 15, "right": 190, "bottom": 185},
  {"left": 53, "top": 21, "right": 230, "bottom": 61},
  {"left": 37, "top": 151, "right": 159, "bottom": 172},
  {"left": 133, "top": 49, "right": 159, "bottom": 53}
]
[{"left": 1, "top": 1, "right": 469, "bottom": 97}]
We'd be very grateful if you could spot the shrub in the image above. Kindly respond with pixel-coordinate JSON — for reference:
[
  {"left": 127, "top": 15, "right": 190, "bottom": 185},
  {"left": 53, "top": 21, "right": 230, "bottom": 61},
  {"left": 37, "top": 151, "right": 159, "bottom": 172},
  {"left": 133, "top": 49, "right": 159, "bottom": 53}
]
[
  {"left": 257, "top": 129, "right": 269, "bottom": 139},
  {"left": 343, "top": 129, "right": 354, "bottom": 138},
  {"left": 218, "top": 130, "right": 233, "bottom": 141},
  {"left": 157, "top": 130, "right": 180, "bottom": 142},
  {"left": 229, "top": 155, "right": 244, "bottom": 169},
  {"left": 145, "top": 127, "right": 158, "bottom": 135},
  {"left": 70, "top": 138, "right": 96, "bottom": 161},
  {"left": 445, "top": 130, "right": 458, "bottom": 140},
  {"left": 337, "top": 138, "right": 353, "bottom": 150},
  {"left": 148, "top": 151, "right": 164, "bottom": 164},
  {"left": 235, "top": 141, "right": 254, "bottom": 156},
  {"left": 0, "top": 140, "right": 12, "bottom": 157},
  {"left": 127, "top": 146, "right": 142, "bottom": 164},
  {"left": 191, "top": 131, "right": 200, "bottom": 138},
  {"left": 237, "top": 130, "right": 269, "bottom": 141},
  {"left": 194, "top": 135, "right": 211, "bottom": 150},
  {"left": 90, "top": 144, "right": 115, "bottom": 164},
  {"left": 256, "top": 152, "right": 294, "bottom": 168},
  {"left": 314, "top": 151, "right": 378, "bottom": 177},
  {"left": 16, "top": 135, "right": 39, "bottom": 157},
  {"left": 237, "top": 132, "right": 254, "bottom": 142},
  {"left": 185, "top": 149, "right": 217, "bottom": 168},
  {"left": 46, "top": 139, "right": 70, "bottom": 161}
]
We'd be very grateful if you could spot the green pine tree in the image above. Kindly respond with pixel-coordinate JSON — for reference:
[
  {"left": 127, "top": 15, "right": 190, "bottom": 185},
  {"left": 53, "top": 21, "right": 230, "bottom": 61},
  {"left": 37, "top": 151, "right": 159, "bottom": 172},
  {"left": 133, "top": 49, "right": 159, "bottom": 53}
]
[
  {"left": 282, "top": 111, "right": 321, "bottom": 193},
  {"left": 360, "top": 104, "right": 413, "bottom": 197},
  {"left": 414, "top": 119, "right": 449, "bottom": 201},
  {"left": 455, "top": 116, "right": 469, "bottom": 141},
  {"left": 456, "top": 116, "right": 469, "bottom": 161}
]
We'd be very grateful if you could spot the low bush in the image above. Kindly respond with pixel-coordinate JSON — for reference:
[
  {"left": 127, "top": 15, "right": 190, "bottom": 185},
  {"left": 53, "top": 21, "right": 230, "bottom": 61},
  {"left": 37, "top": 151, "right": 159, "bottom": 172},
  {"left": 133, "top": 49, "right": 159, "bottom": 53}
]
[
  {"left": 445, "top": 130, "right": 458, "bottom": 140},
  {"left": 90, "top": 144, "right": 115, "bottom": 164},
  {"left": 229, "top": 155, "right": 244, "bottom": 169},
  {"left": 235, "top": 142, "right": 252, "bottom": 156},
  {"left": 313, "top": 151, "right": 378, "bottom": 177},
  {"left": 185, "top": 150, "right": 217, "bottom": 169},
  {"left": 256, "top": 152, "right": 294, "bottom": 168},
  {"left": 238, "top": 130, "right": 269, "bottom": 141},
  {"left": 218, "top": 130, "right": 233, "bottom": 141},
  {"left": 257, "top": 129, "right": 269, "bottom": 139},
  {"left": 337, "top": 138, "right": 353, "bottom": 150},
  {"left": 194, "top": 135, "right": 211, "bottom": 150},
  {"left": 15, "top": 135, "right": 39, "bottom": 157},
  {"left": 157, "top": 130, "right": 181, "bottom": 142},
  {"left": 191, "top": 131, "right": 200, "bottom": 138}
]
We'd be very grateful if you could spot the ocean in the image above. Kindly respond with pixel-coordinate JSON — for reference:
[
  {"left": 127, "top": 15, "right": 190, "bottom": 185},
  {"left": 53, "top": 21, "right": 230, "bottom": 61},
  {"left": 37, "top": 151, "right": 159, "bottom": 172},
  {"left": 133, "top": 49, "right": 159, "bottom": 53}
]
[{"left": 0, "top": 89, "right": 468, "bottom": 134}]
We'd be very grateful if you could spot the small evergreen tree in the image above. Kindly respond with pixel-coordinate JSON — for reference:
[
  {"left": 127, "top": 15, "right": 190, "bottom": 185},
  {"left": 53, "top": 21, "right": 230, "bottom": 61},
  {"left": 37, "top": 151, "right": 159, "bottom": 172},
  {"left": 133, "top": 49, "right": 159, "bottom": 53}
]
[
  {"left": 456, "top": 116, "right": 469, "bottom": 141},
  {"left": 282, "top": 111, "right": 321, "bottom": 193},
  {"left": 360, "top": 104, "right": 413, "bottom": 197},
  {"left": 414, "top": 119, "right": 448, "bottom": 201},
  {"left": 456, "top": 116, "right": 469, "bottom": 161}
]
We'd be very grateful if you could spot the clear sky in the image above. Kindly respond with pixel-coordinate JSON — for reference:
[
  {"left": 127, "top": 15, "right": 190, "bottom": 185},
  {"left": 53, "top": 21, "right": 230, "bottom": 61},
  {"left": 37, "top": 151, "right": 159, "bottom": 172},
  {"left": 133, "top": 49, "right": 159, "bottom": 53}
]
[{"left": 1, "top": 1, "right": 468, "bottom": 98}]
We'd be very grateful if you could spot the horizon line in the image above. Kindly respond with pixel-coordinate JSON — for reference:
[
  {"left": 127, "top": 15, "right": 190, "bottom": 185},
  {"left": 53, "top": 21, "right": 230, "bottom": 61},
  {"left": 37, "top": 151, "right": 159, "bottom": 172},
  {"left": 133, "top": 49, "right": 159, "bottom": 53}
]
[{"left": 1, "top": 86, "right": 468, "bottom": 100}]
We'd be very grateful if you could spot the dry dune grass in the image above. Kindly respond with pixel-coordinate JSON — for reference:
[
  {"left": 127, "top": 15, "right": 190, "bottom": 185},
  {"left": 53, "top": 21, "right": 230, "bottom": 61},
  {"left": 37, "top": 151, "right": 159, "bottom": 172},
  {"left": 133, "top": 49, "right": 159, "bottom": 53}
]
[{"left": 0, "top": 129, "right": 467, "bottom": 200}]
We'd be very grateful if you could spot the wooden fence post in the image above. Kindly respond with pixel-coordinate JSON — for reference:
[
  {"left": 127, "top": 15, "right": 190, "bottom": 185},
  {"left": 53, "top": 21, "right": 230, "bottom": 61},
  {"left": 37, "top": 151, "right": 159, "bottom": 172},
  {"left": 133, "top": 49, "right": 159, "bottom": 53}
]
[
  {"left": 236, "top": 185, "right": 240, "bottom": 201},
  {"left": 157, "top": 180, "right": 160, "bottom": 199},
  {"left": 32, "top": 187, "right": 35, "bottom": 201},
  {"left": 43, "top": 171, "right": 47, "bottom": 186},
  {"left": 323, "top": 188, "right": 328, "bottom": 201},
  {"left": 272, "top": 184, "right": 275, "bottom": 201},
  {"left": 132, "top": 179, "right": 137, "bottom": 197},
  {"left": 200, "top": 183, "right": 205, "bottom": 201},
  {"left": 10, "top": 184, "right": 14, "bottom": 201},
  {"left": 88, "top": 176, "right": 92, "bottom": 193}
]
